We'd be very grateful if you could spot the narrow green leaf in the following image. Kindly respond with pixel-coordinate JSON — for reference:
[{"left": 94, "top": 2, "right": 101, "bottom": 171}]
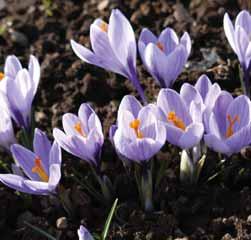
[
  {"left": 101, "top": 198, "right": 118, "bottom": 240},
  {"left": 24, "top": 221, "right": 56, "bottom": 240}
]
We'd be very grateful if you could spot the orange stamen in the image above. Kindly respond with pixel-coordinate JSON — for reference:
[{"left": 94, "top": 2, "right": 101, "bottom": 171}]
[
  {"left": 74, "top": 122, "right": 86, "bottom": 137},
  {"left": 99, "top": 21, "right": 108, "bottom": 32},
  {"left": 32, "top": 157, "right": 49, "bottom": 182},
  {"left": 156, "top": 42, "right": 164, "bottom": 52},
  {"left": 0, "top": 72, "right": 4, "bottom": 81},
  {"left": 130, "top": 119, "right": 144, "bottom": 139},
  {"left": 226, "top": 114, "right": 240, "bottom": 138},
  {"left": 167, "top": 111, "right": 186, "bottom": 131}
]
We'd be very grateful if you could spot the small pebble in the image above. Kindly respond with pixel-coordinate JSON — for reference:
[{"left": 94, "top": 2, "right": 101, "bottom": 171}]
[{"left": 56, "top": 217, "right": 68, "bottom": 230}]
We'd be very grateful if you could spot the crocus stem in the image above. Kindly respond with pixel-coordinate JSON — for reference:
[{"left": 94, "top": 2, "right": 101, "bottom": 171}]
[
  {"left": 180, "top": 143, "right": 206, "bottom": 185},
  {"left": 130, "top": 73, "right": 147, "bottom": 105},
  {"left": 244, "top": 68, "right": 251, "bottom": 98},
  {"left": 135, "top": 163, "right": 154, "bottom": 212},
  {"left": 90, "top": 165, "right": 113, "bottom": 205},
  {"left": 240, "top": 65, "right": 251, "bottom": 98}
]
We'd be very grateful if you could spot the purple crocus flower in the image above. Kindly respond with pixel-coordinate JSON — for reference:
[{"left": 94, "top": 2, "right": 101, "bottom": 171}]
[
  {"left": 224, "top": 10, "right": 251, "bottom": 96},
  {"left": 78, "top": 226, "right": 94, "bottom": 240},
  {"left": 53, "top": 103, "right": 104, "bottom": 166},
  {"left": 204, "top": 92, "right": 251, "bottom": 156},
  {"left": 0, "top": 128, "right": 61, "bottom": 195},
  {"left": 181, "top": 74, "right": 222, "bottom": 131},
  {"left": 112, "top": 95, "right": 166, "bottom": 162},
  {"left": 138, "top": 27, "right": 191, "bottom": 88},
  {"left": 3, "top": 55, "right": 40, "bottom": 129},
  {"left": 71, "top": 9, "right": 146, "bottom": 104},
  {"left": 157, "top": 88, "right": 204, "bottom": 149}
]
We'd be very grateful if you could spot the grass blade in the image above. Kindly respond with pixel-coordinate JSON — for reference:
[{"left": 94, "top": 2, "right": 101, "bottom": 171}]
[{"left": 101, "top": 198, "right": 118, "bottom": 240}]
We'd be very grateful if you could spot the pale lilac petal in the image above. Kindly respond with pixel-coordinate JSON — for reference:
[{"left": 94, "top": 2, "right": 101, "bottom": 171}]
[
  {"left": 11, "top": 164, "right": 24, "bottom": 177},
  {"left": 158, "top": 27, "right": 179, "bottom": 54},
  {"left": 7, "top": 69, "right": 33, "bottom": 128},
  {"left": 157, "top": 88, "right": 191, "bottom": 126},
  {"left": 109, "top": 124, "right": 117, "bottom": 144},
  {"left": 223, "top": 13, "right": 237, "bottom": 53},
  {"left": 28, "top": 55, "right": 40, "bottom": 96},
  {"left": 138, "top": 106, "right": 157, "bottom": 131},
  {"left": 138, "top": 28, "right": 157, "bottom": 58},
  {"left": 226, "top": 95, "right": 251, "bottom": 131},
  {"left": 189, "top": 101, "right": 204, "bottom": 123},
  {"left": 213, "top": 91, "right": 233, "bottom": 137},
  {"left": 226, "top": 124, "right": 251, "bottom": 153},
  {"left": 178, "top": 123, "right": 204, "bottom": 149},
  {"left": 208, "top": 113, "right": 222, "bottom": 138},
  {"left": 62, "top": 113, "right": 80, "bottom": 136},
  {"left": 0, "top": 109, "right": 16, "bottom": 150},
  {"left": 245, "top": 42, "right": 251, "bottom": 68},
  {"left": 78, "top": 103, "right": 94, "bottom": 135},
  {"left": 88, "top": 113, "right": 103, "bottom": 139},
  {"left": 235, "top": 25, "right": 249, "bottom": 67},
  {"left": 194, "top": 74, "right": 212, "bottom": 101},
  {"left": 165, "top": 123, "right": 183, "bottom": 146},
  {"left": 49, "top": 141, "right": 61, "bottom": 165},
  {"left": 204, "top": 83, "right": 221, "bottom": 109},
  {"left": 235, "top": 10, "right": 251, "bottom": 35},
  {"left": 11, "top": 144, "right": 40, "bottom": 181},
  {"left": 89, "top": 23, "right": 125, "bottom": 75},
  {"left": 33, "top": 128, "right": 51, "bottom": 173},
  {"left": 180, "top": 32, "right": 192, "bottom": 57},
  {"left": 144, "top": 43, "right": 186, "bottom": 87},
  {"left": 23, "top": 180, "right": 49, "bottom": 194},
  {"left": 71, "top": 40, "right": 124, "bottom": 75},
  {"left": 118, "top": 110, "right": 136, "bottom": 139},
  {"left": 118, "top": 95, "right": 142, "bottom": 123},
  {"left": 180, "top": 83, "right": 203, "bottom": 107},
  {"left": 108, "top": 9, "right": 136, "bottom": 70},
  {"left": 4, "top": 55, "right": 22, "bottom": 79},
  {"left": 48, "top": 164, "right": 61, "bottom": 192},
  {"left": 204, "top": 134, "right": 231, "bottom": 155},
  {"left": 78, "top": 226, "right": 94, "bottom": 240},
  {"left": 53, "top": 128, "right": 85, "bottom": 161},
  {"left": 0, "top": 174, "right": 35, "bottom": 194}
]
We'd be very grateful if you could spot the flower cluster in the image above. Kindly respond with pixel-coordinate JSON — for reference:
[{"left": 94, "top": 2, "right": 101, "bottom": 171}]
[{"left": 0, "top": 7, "right": 250, "bottom": 239}]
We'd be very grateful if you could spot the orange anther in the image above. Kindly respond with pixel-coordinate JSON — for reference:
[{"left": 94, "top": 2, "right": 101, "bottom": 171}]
[
  {"left": 226, "top": 114, "right": 240, "bottom": 138},
  {"left": 156, "top": 42, "right": 164, "bottom": 52},
  {"left": 130, "top": 119, "right": 144, "bottom": 139},
  {"left": 167, "top": 111, "right": 186, "bottom": 131},
  {"left": 32, "top": 157, "right": 49, "bottom": 182},
  {"left": 74, "top": 122, "right": 86, "bottom": 137},
  {"left": 0, "top": 72, "right": 4, "bottom": 81},
  {"left": 100, "top": 21, "right": 108, "bottom": 32}
]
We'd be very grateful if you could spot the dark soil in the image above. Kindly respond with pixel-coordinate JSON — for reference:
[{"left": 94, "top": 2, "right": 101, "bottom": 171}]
[{"left": 0, "top": 0, "right": 251, "bottom": 239}]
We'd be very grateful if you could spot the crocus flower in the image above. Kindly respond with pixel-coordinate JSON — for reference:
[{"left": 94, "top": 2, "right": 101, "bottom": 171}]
[
  {"left": 71, "top": 9, "right": 146, "bottom": 104},
  {"left": 112, "top": 95, "right": 166, "bottom": 162},
  {"left": 224, "top": 10, "right": 251, "bottom": 96},
  {"left": 3, "top": 55, "right": 40, "bottom": 129},
  {"left": 138, "top": 27, "right": 191, "bottom": 88},
  {"left": 53, "top": 103, "right": 104, "bottom": 166},
  {"left": 0, "top": 108, "right": 16, "bottom": 150},
  {"left": 224, "top": 10, "right": 251, "bottom": 71},
  {"left": 204, "top": 92, "right": 251, "bottom": 156},
  {"left": 0, "top": 128, "right": 61, "bottom": 195},
  {"left": 157, "top": 88, "right": 204, "bottom": 149},
  {"left": 181, "top": 74, "right": 222, "bottom": 131},
  {"left": 78, "top": 226, "right": 94, "bottom": 240}
]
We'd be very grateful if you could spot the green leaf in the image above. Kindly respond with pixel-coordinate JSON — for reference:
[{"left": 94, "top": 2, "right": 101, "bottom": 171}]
[
  {"left": 24, "top": 221, "right": 56, "bottom": 240},
  {"left": 101, "top": 198, "right": 118, "bottom": 240}
]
